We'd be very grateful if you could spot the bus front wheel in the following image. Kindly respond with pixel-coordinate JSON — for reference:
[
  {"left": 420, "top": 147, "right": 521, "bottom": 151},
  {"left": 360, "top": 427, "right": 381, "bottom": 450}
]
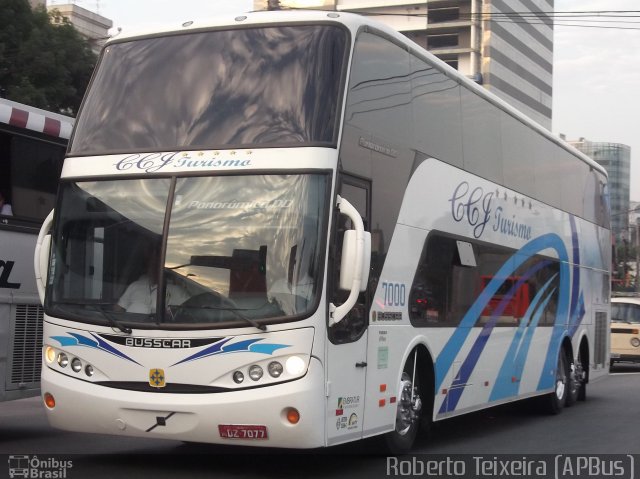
[{"left": 384, "top": 368, "right": 423, "bottom": 453}]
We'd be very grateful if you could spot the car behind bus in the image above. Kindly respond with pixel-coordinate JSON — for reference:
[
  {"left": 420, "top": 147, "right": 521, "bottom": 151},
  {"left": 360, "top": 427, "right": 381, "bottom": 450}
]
[{"left": 610, "top": 296, "right": 640, "bottom": 367}]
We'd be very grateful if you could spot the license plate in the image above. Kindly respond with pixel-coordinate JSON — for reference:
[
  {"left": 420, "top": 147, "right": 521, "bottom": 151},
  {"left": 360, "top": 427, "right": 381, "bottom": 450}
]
[{"left": 218, "top": 424, "right": 268, "bottom": 440}]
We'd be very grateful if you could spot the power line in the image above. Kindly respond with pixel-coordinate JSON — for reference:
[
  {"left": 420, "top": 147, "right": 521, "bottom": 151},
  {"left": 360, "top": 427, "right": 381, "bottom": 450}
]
[{"left": 299, "top": 8, "right": 640, "bottom": 31}]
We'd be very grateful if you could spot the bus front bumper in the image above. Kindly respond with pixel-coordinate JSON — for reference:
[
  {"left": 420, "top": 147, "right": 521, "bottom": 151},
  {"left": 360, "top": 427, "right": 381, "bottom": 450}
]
[{"left": 41, "top": 358, "right": 326, "bottom": 449}]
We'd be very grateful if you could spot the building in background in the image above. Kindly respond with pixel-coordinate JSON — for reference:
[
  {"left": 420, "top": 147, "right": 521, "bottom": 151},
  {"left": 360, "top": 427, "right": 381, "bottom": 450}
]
[
  {"left": 568, "top": 139, "right": 631, "bottom": 243},
  {"left": 254, "top": 0, "right": 553, "bottom": 129},
  {"left": 43, "top": 2, "right": 112, "bottom": 54},
  {"left": 631, "top": 201, "right": 640, "bottom": 245}
]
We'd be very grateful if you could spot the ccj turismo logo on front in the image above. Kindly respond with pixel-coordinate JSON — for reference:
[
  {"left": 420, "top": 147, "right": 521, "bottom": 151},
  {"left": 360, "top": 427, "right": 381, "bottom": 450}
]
[{"left": 8, "top": 455, "right": 72, "bottom": 478}]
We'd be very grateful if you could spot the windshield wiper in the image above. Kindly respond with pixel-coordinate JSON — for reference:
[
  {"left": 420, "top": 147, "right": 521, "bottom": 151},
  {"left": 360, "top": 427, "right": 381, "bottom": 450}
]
[
  {"left": 184, "top": 301, "right": 267, "bottom": 331},
  {"left": 87, "top": 304, "right": 133, "bottom": 334},
  {"left": 207, "top": 305, "right": 267, "bottom": 331},
  {"left": 230, "top": 309, "right": 267, "bottom": 331}
]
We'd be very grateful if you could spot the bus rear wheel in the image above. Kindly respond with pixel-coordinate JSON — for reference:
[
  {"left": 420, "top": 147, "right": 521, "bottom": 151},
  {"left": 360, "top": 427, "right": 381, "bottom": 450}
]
[
  {"left": 567, "top": 348, "right": 587, "bottom": 406},
  {"left": 384, "top": 369, "right": 423, "bottom": 453},
  {"left": 544, "top": 349, "right": 569, "bottom": 414}
]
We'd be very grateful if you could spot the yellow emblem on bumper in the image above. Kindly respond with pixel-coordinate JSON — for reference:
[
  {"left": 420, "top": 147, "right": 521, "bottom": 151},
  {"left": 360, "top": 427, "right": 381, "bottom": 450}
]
[{"left": 149, "top": 368, "right": 166, "bottom": 388}]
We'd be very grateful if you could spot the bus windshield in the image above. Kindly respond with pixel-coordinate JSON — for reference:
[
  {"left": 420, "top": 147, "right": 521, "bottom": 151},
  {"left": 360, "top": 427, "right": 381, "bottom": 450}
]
[
  {"left": 47, "top": 174, "right": 329, "bottom": 329},
  {"left": 69, "top": 25, "right": 347, "bottom": 155}
]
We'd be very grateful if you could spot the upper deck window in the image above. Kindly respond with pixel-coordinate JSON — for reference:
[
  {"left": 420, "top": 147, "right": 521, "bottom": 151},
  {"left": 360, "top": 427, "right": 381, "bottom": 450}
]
[{"left": 70, "top": 25, "right": 348, "bottom": 155}]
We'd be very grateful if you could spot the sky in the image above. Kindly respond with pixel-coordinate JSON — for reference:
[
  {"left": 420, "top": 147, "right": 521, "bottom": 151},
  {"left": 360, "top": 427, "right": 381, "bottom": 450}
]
[{"left": 47, "top": 0, "right": 640, "bottom": 201}]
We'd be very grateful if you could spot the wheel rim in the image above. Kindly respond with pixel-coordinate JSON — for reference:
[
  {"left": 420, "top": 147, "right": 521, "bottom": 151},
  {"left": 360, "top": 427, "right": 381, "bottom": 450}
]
[
  {"left": 569, "top": 355, "right": 584, "bottom": 397},
  {"left": 395, "top": 372, "right": 422, "bottom": 436},
  {"left": 555, "top": 354, "right": 567, "bottom": 400}
]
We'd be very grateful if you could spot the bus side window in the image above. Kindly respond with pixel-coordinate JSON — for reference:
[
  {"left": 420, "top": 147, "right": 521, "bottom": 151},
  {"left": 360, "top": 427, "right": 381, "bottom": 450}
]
[
  {"left": 409, "top": 234, "right": 454, "bottom": 326},
  {"left": 0, "top": 189, "right": 13, "bottom": 216},
  {"left": 0, "top": 131, "right": 11, "bottom": 216}
]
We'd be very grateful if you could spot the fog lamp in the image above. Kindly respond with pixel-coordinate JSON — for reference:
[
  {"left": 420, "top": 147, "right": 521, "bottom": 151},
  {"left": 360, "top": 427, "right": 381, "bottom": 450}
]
[
  {"left": 71, "top": 357, "right": 82, "bottom": 373},
  {"left": 248, "top": 365, "right": 263, "bottom": 381},
  {"left": 268, "top": 361, "right": 284, "bottom": 378},
  {"left": 57, "top": 353, "right": 69, "bottom": 368}
]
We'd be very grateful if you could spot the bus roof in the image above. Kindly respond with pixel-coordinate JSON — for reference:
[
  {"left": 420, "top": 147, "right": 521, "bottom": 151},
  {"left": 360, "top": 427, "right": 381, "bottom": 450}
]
[
  {"left": 105, "top": 9, "right": 606, "bottom": 178},
  {"left": 0, "top": 97, "right": 74, "bottom": 140}
]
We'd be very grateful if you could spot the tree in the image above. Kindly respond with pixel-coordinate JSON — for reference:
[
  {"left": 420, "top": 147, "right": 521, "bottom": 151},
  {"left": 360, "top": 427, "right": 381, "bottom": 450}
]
[{"left": 0, "top": 0, "right": 97, "bottom": 115}]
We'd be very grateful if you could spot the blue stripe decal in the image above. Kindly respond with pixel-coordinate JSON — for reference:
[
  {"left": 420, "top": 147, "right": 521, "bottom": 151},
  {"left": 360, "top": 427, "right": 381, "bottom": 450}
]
[
  {"left": 439, "top": 262, "right": 551, "bottom": 413},
  {"left": 513, "top": 288, "right": 556, "bottom": 385},
  {"left": 249, "top": 343, "right": 291, "bottom": 355},
  {"left": 50, "top": 335, "right": 78, "bottom": 347},
  {"left": 49, "top": 332, "right": 141, "bottom": 365},
  {"left": 172, "top": 338, "right": 233, "bottom": 365},
  {"left": 89, "top": 333, "right": 139, "bottom": 363},
  {"left": 568, "top": 216, "right": 586, "bottom": 338},
  {"left": 435, "top": 233, "right": 570, "bottom": 413},
  {"left": 489, "top": 275, "right": 557, "bottom": 401},
  {"left": 172, "top": 338, "right": 290, "bottom": 366},
  {"left": 569, "top": 292, "right": 586, "bottom": 338},
  {"left": 69, "top": 332, "right": 98, "bottom": 348},
  {"left": 567, "top": 215, "right": 584, "bottom": 336},
  {"left": 536, "top": 217, "right": 577, "bottom": 391},
  {"left": 537, "top": 286, "right": 572, "bottom": 386}
]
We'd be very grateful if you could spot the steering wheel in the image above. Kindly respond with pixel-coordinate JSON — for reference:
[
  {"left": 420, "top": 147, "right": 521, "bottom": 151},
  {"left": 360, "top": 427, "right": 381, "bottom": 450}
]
[{"left": 170, "top": 291, "right": 234, "bottom": 323}]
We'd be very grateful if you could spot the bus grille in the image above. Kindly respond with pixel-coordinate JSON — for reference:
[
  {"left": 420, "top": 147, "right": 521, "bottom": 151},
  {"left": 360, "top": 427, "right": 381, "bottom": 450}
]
[
  {"left": 10, "top": 304, "right": 44, "bottom": 386},
  {"left": 594, "top": 311, "right": 607, "bottom": 367}
]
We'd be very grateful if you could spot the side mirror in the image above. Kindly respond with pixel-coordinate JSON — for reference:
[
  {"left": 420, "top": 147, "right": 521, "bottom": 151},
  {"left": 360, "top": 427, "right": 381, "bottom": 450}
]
[
  {"left": 34, "top": 209, "right": 54, "bottom": 305},
  {"left": 339, "top": 229, "right": 371, "bottom": 292},
  {"left": 330, "top": 196, "right": 371, "bottom": 326}
]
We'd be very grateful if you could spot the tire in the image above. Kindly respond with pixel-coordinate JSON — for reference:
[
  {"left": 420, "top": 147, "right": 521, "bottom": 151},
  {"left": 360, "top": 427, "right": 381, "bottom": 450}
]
[
  {"left": 567, "top": 348, "right": 587, "bottom": 406},
  {"left": 384, "top": 368, "right": 423, "bottom": 454},
  {"left": 578, "top": 348, "right": 589, "bottom": 401},
  {"left": 544, "top": 349, "right": 569, "bottom": 414},
  {"left": 566, "top": 353, "right": 587, "bottom": 406}
]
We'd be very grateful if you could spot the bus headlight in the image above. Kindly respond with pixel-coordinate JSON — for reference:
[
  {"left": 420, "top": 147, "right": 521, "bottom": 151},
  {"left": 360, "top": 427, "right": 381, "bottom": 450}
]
[
  {"left": 232, "top": 371, "right": 245, "bottom": 384},
  {"left": 285, "top": 356, "right": 306, "bottom": 375},
  {"left": 631, "top": 338, "right": 640, "bottom": 348},
  {"left": 85, "top": 364, "right": 94, "bottom": 377},
  {"left": 57, "top": 353, "right": 69, "bottom": 368},
  {"left": 45, "top": 346, "right": 56, "bottom": 364}
]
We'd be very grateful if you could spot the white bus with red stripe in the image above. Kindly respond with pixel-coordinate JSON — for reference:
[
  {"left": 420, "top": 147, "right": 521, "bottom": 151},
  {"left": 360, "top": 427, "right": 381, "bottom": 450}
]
[
  {"left": 0, "top": 98, "right": 73, "bottom": 402},
  {"left": 35, "top": 11, "right": 609, "bottom": 451}
]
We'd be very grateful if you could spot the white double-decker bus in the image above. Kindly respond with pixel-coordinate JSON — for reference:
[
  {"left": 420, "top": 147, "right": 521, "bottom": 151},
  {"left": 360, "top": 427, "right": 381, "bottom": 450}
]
[
  {"left": 0, "top": 98, "right": 73, "bottom": 402},
  {"left": 36, "top": 11, "right": 610, "bottom": 451}
]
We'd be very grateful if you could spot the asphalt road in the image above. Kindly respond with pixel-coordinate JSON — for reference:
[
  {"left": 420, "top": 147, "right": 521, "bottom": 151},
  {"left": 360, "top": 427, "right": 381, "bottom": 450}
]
[{"left": 1, "top": 364, "right": 639, "bottom": 479}]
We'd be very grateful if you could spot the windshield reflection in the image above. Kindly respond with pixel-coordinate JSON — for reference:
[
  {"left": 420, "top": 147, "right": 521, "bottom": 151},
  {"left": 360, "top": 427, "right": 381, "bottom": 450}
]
[
  {"left": 70, "top": 25, "right": 347, "bottom": 154},
  {"left": 48, "top": 174, "right": 329, "bottom": 329}
]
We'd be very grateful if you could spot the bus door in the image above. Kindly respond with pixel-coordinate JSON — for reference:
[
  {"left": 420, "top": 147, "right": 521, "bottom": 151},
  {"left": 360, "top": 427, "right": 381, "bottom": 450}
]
[{"left": 326, "top": 175, "right": 371, "bottom": 446}]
